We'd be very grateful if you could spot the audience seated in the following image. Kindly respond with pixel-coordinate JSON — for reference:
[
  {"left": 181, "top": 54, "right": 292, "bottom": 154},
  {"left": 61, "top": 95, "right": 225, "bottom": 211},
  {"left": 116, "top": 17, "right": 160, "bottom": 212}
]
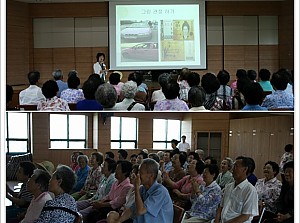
[
  {"left": 230, "top": 69, "right": 247, "bottom": 91},
  {"left": 242, "top": 82, "right": 268, "bottom": 110},
  {"left": 154, "top": 78, "right": 189, "bottom": 111},
  {"left": 215, "top": 157, "right": 234, "bottom": 189},
  {"left": 166, "top": 153, "right": 186, "bottom": 183},
  {"left": 109, "top": 71, "right": 124, "bottom": 98},
  {"left": 159, "top": 151, "right": 173, "bottom": 173},
  {"left": 258, "top": 68, "right": 273, "bottom": 92},
  {"left": 128, "top": 71, "right": 148, "bottom": 93},
  {"left": 137, "top": 151, "right": 148, "bottom": 164},
  {"left": 37, "top": 80, "right": 70, "bottom": 111},
  {"left": 70, "top": 151, "right": 83, "bottom": 173},
  {"left": 261, "top": 69, "right": 294, "bottom": 110},
  {"left": 20, "top": 169, "right": 53, "bottom": 223},
  {"left": 61, "top": 75, "right": 85, "bottom": 103},
  {"left": 84, "top": 160, "right": 133, "bottom": 223},
  {"left": 247, "top": 157, "right": 258, "bottom": 186},
  {"left": 177, "top": 67, "right": 191, "bottom": 101},
  {"left": 247, "top": 69, "right": 257, "bottom": 82},
  {"left": 118, "top": 149, "right": 128, "bottom": 160},
  {"left": 105, "top": 151, "right": 115, "bottom": 160},
  {"left": 114, "top": 81, "right": 145, "bottom": 111},
  {"left": 183, "top": 164, "right": 222, "bottom": 222},
  {"left": 72, "top": 152, "right": 103, "bottom": 201},
  {"left": 214, "top": 156, "right": 258, "bottom": 223},
  {"left": 188, "top": 86, "right": 207, "bottom": 111},
  {"left": 52, "top": 69, "right": 68, "bottom": 97},
  {"left": 216, "top": 70, "right": 233, "bottom": 104},
  {"left": 151, "top": 73, "right": 169, "bottom": 103},
  {"left": 231, "top": 76, "right": 251, "bottom": 110},
  {"left": 129, "top": 154, "right": 138, "bottom": 165},
  {"left": 204, "top": 156, "right": 217, "bottom": 165},
  {"left": 76, "top": 78, "right": 103, "bottom": 110},
  {"left": 71, "top": 155, "right": 90, "bottom": 193},
  {"left": 107, "top": 158, "right": 174, "bottom": 223},
  {"left": 95, "top": 83, "right": 118, "bottom": 110},
  {"left": 6, "top": 161, "right": 36, "bottom": 221},
  {"left": 19, "top": 71, "right": 45, "bottom": 105},
  {"left": 77, "top": 158, "right": 117, "bottom": 220},
  {"left": 279, "top": 144, "right": 293, "bottom": 183},
  {"left": 34, "top": 165, "right": 78, "bottom": 223}
]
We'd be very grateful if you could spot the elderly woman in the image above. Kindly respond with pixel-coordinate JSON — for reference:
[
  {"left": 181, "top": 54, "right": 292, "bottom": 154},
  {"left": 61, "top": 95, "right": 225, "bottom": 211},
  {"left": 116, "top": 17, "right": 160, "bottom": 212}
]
[
  {"left": 151, "top": 73, "right": 169, "bottom": 103},
  {"left": 163, "top": 159, "right": 205, "bottom": 209},
  {"left": 34, "top": 165, "right": 78, "bottom": 223},
  {"left": 114, "top": 81, "right": 145, "bottom": 111},
  {"left": 95, "top": 83, "right": 118, "bottom": 110},
  {"left": 20, "top": 169, "right": 52, "bottom": 223},
  {"left": 253, "top": 161, "right": 282, "bottom": 222},
  {"left": 215, "top": 157, "right": 234, "bottom": 189},
  {"left": 109, "top": 71, "right": 124, "bottom": 97},
  {"left": 37, "top": 80, "right": 70, "bottom": 111},
  {"left": 71, "top": 155, "right": 90, "bottom": 193},
  {"left": 184, "top": 164, "right": 222, "bottom": 222},
  {"left": 72, "top": 152, "right": 103, "bottom": 201},
  {"left": 60, "top": 75, "right": 85, "bottom": 103}
]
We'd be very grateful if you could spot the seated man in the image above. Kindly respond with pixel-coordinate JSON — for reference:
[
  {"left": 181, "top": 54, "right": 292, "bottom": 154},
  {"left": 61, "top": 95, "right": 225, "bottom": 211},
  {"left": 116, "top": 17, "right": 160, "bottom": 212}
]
[
  {"left": 214, "top": 156, "right": 259, "bottom": 223},
  {"left": 19, "top": 71, "right": 45, "bottom": 105},
  {"left": 107, "top": 158, "right": 173, "bottom": 223}
]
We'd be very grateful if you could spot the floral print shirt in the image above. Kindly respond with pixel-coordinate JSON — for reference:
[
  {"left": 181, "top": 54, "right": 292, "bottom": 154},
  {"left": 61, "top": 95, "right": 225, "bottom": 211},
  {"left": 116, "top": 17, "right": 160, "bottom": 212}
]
[
  {"left": 255, "top": 177, "right": 282, "bottom": 213},
  {"left": 60, "top": 89, "right": 85, "bottom": 103},
  {"left": 261, "top": 90, "right": 294, "bottom": 110},
  {"left": 178, "top": 80, "right": 190, "bottom": 101},
  {"left": 190, "top": 181, "right": 222, "bottom": 220},
  {"left": 154, "top": 97, "right": 189, "bottom": 111},
  {"left": 37, "top": 96, "right": 70, "bottom": 111},
  {"left": 279, "top": 152, "right": 293, "bottom": 174},
  {"left": 82, "top": 166, "right": 102, "bottom": 192}
]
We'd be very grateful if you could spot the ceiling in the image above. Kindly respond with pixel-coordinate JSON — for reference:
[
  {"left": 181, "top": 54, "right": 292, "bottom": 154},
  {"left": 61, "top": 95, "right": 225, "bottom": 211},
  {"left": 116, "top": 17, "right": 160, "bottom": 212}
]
[{"left": 14, "top": 0, "right": 284, "bottom": 3}]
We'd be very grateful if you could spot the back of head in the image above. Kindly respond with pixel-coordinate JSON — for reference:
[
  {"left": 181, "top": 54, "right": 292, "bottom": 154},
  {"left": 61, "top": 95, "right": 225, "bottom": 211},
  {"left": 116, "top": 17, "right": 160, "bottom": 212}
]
[
  {"left": 42, "top": 80, "right": 59, "bottom": 99},
  {"left": 118, "top": 149, "right": 128, "bottom": 159},
  {"left": 95, "top": 83, "right": 117, "bottom": 108},
  {"left": 122, "top": 81, "right": 137, "bottom": 99},
  {"left": 188, "top": 86, "right": 206, "bottom": 107},
  {"left": 243, "top": 82, "right": 264, "bottom": 105},
  {"left": 28, "top": 71, "right": 40, "bottom": 85},
  {"left": 236, "top": 69, "right": 247, "bottom": 79},
  {"left": 109, "top": 72, "right": 121, "bottom": 85},
  {"left": 162, "top": 79, "right": 180, "bottom": 99},
  {"left": 82, "top": 78, "right": 101, "bottom": 100},
  {"left": 88, "top": 73, "right": 104, "bottom": 85},
  {"left": 270, "top": 69, "right": 289, "bottom": 90},
  {"left": 54, "top": 165, "right": 76, "bottom": 193},
  {"left": 201, "top": 73, "right": 220, "bottom": 94},
  {"left": 20, "top": 161, "right": 36, "bottom": 177},
  {"left": 247, "top": 70, "right": 257, "bottom": 81},
  {"left": 187, "top": 72, "right": 201, "bottom": 87},
  {"left": 158, "top": 73, "right": 170, "bottom": 88},
  {"left": 52, "top": 69, "right": 63, "bottom": 81},
  {"left": 67, "top": 75, "right": 80, "bottom": 89},
  {"left": 128, "top": 71, "right": 143, "bottom": 86},
  {"left": 259, "top": 69, "right": 271, "bottom": 81},
  {"left": 105, "top": 151, "right": 115, "bottom": 159},
  {"left": 217, "top": 70, "right": 230, "bottom": 85},
  {"left": 284, "top": 144, "right": 293, "bottom": 152},
  {"left": 236, "top": 77, "right": 251, "bottom": 94},
  {"left": 68, "top": 70, "right": 78, "bottom": 78}
]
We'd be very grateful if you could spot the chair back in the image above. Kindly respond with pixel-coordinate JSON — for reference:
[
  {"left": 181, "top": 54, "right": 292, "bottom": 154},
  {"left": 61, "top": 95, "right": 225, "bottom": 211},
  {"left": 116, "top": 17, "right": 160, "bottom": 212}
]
[
  {"left": 16, "top": 104, "right": 37, "bottom": 110},
  {"left": 68, "top": 103, "right": 77, "bottom": 110},
  {"left": 74, "top": 212, "right": 83, "bottom": 223},
  {"left": 173, "top": 204, "right": 185, "bottom": 223}
]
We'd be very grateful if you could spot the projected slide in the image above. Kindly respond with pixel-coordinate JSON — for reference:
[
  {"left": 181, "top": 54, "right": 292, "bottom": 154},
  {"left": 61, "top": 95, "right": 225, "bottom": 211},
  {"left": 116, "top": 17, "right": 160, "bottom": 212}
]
[{"left": 109, "top": 1, "right": 206, "bottom": 70}]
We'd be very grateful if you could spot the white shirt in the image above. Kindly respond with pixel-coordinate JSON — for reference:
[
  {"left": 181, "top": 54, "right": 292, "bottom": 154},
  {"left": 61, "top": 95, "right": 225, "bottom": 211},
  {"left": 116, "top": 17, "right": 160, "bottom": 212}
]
[
  {"left": 93, "top": 62, "right": 107, "bottom": 80},
  {"left": 114, "top": 98, "right": 145, "bottom": 111},
  {"left": 19, "top": 85, "right": 46, "bottom": 105},
  {"left": 189, "top": 106, "right": 207, "bottom": 111},
  {"left": 178, "top": 142, "right": 190, "bottom": 152},
  {"left": 151, "top": 89, "right": 165, "bottom": 102},
  {"left": 220, "top": 179, "right": 258, "bottom": 223}
]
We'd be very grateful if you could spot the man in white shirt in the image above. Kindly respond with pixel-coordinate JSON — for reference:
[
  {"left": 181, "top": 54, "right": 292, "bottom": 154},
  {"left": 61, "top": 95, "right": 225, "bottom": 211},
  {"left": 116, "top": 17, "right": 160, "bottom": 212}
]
[
  {"left": 214, "top": 156, "right": 258, "bottom": 223},
  {"left": 19, "top": 71, "right": 46, "bottom": 105},
  {"left": 178, "top": 135, "right": 190, "bottom": 154}
]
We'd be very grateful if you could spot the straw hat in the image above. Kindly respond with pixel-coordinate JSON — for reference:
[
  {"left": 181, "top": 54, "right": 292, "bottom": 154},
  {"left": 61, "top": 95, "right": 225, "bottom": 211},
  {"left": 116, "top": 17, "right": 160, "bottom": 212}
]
[{"left": 36, "top": 161, "right": 55, "bottom": 175}]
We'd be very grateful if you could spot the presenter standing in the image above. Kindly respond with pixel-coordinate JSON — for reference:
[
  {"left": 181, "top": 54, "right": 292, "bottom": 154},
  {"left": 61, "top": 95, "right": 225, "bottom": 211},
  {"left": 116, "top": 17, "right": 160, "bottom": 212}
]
[{"left": 93, "top": 52, "right": 107, "bottom": 81}]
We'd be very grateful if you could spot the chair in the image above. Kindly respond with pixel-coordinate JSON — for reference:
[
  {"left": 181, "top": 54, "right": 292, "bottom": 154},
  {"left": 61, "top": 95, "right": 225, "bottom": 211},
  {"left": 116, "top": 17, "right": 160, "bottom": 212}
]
[
  {"left": 68, "top": 103, "right": 77, "bottom": 110},
  {"left": 15, "top": 104, "right": 37, "bottom": 110},
  {"left": 74, "top": 212, "right": 83, "bottom": 223},
  {"left": 173, "top": 204, "right": 185, "bottom": 223}
]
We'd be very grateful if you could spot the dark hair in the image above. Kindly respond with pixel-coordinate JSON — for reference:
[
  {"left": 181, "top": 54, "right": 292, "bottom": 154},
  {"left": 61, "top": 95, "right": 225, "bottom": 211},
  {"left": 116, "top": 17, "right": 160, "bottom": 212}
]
[
  {"left": 236, "top": 69, "right": 247, "bottom": 79},
  {"left": 217, "top": 70, "right": 230, "bottom": 85},
  {"left": 96, "top": 52, "right": 105, "bottom": 62},
  {"left": 88, "top": 73, "right": 104, "bottom": 84},
  {"left": 284, "top": 144, "right": 293, "bottom": 152},
  {"left": 204, "top": 156, "right": 217, "bottom": 165},
  {"left": 67, "top": 75, "right": 80, "bottom": 89},
  {"left": 270, "top": 70, "right": 289, "bottom": 90},
  {"left": 27, "top": 71, "right": 40, "bottom": 85},
  {"left": 68, "top": 70, "right": 78, "bottom": 78},
  {"left": 54, "top": 165, "right": 76, "bottom": 193},
  {"left": 247, "top": 70, "right": 257, "bottom": 81},
  {"left": 105, "top": 157, "right": 117, "bottom": 173},
  {"left": 91, "top": 152, "right": 104, "bottom": 166},
  {"left": 235, "top": 156, "right": 253, "bottom": 175},
  {"left": 148, "top": 153, "right": 160, "bottom": 163},
  {"left": 258, "top": 69, "right": 271, "bottom": 81},
  {"left": 195, "top": 160, "right": 205, "bottom": 174},
  {"left": 236, "top": 77, "right": 251, "bottom": 94},
  {"left": 95, "top": 83, "right": 118, "bottom": 108},
  {"left": 158, "top": 73, "right": 170, "bottom": 88},
  {"left": 188, "top": 152, "right": 200, "bottom": 161},
  {"left": 105, "top": 151, "right": 115, "bottom": 159},
  {"left": 162, "top": 81, "right": 180, "bottom": 99},
  {"left": 243, "top": 82, "right": 264, "bottom": 105},
  {"left": 178, "top": 153, "right": 187, "bottom": 167},
  {"left": 52, "top": 69, "right": 63, "bottom": 80},
  {"left": 283, "top": 161, "right": 293, "bottom": 171},
  {"left": 201, "top": 73, "right": 220, "bottom": 94},
  {"left": 117, "top": 160, "right": 133, "bottom": 178},
  {"left": 132, "top": 164, "right": 140, "bottom": 175},
  {"left": 33, "top": 169, "right": 51, "bottom": 192},
  {"left": 6, "top": 84, "right": 13, "bottom": 104},
  {"left": 138, "top": 151, "right": 148, "bottom": 159},
  {"left": 109, "top": 72, "right": 121, "bottom": 85},
  {"left": 118, "top": 149, "right": 128, "bottom": 159},
  {"left": 20, "top": 161, "right": 36, "bottom": 177},
  {"left": 130, "top": 154, "right": 138, "bottom": 159},
  {"left": 42, "top": 80, "right": 59, "bottom": 99},
  {"left": 264, "top": 161, "right": 280, "bottom": 176},
  {"left": 82, "top": 78, "right": 101, "bottom": 100},
  {"left": 187, "top": 72, "right": 201, "bottom": 87},
  {"left": 205, "top": 164, "right": 219, "bottom": 180},
  {"left": 182, "top": 21, "right": 190, "bottom": 31},
  {"left": 128, "top": 72, "right": 143, "bottom": 87},
  {"left": 188, "top": 86, "right": 206, "bottom": 107}
]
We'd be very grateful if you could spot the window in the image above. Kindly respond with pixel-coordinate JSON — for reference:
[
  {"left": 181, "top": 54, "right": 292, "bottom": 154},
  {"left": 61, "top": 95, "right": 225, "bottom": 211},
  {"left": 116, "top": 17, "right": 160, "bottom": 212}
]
[
  {"left": 153, "top": 119, "right": 181, "bottom": 149},
  {"left": 50, "top": 114, "right": 87, "bottom": 149},
  {"left": 111, "top": 117, "right": 138, "bottom": 149},
  {"left": 6, "top": 112, "right": 31, "bottom": 154},
  {"left": 197, "top": 132, "right": 222, "bottom": 164}
]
